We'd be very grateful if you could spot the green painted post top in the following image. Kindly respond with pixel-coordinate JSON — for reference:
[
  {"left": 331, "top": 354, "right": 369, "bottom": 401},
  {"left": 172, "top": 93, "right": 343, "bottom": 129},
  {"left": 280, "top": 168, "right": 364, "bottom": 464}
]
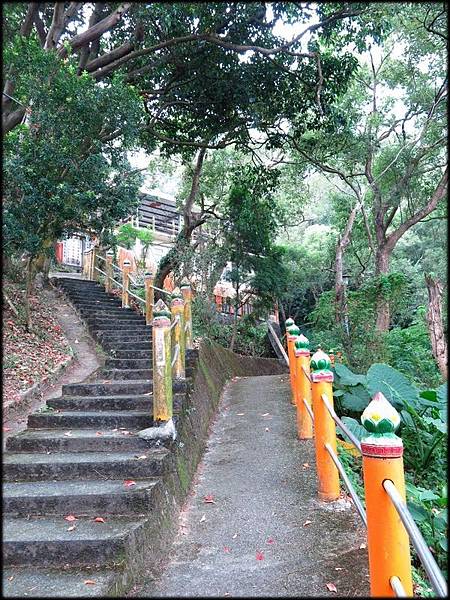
[
  {"left": 106, "top": 249, "right": 114, "bottom": 257},
  {"left": 180, "top": 277, "right": 191, "bottom": 290},
  {"left": 170, "top": 286, "right": 184, "bottom": 307},
  {"left": 286, "top": 324, "right": 300, "bottom": 338},
  {"left": 285, "top": 318, "right": 295, "bottom": 327},
  {"left": 153, "top": 299, "right": 171, "bottom": 326},
  {"left": 310, "top": 349, "right": 333, "bottom": 382},
  {"left": 360, "top": 392, "right": 403, "bottom": 457},
  {"left": 294, "top": 334, "right": 310, "bottom": 356}
]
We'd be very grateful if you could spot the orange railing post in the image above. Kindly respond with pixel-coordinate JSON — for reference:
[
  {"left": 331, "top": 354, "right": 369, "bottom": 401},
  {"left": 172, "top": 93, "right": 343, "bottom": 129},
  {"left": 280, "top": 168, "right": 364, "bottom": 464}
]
[
  {"left": 122, "top": 258, "right": 131, "bottom": 308},
  {"left": 285, "top": 319, "right": 299, "bottom": 405},
  {"left": 310, "top": 349, "right": 340, "bottom": 501},
  {"left": 145, "top": 271, "right": 154, "bottom": 325},
  {"left": 360, "top": 392, "right": 413, "bottom": 597},
  {"left": 294, "top": 334, "right": 313, "bottom": 439},
  {"left": 105, "top": 249, "right": 114, "bottom": 293}
]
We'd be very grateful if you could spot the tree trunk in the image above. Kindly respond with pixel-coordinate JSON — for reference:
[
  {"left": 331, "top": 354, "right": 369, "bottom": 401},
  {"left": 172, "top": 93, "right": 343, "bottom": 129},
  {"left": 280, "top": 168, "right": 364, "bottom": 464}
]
[
  {"left": 335, "top": 199, "right": 359, "bottom": 334},
  {"left": 424, "top": 274, "right": 447, "bottom": 381},
  {"left": 229, "top": 280, "right": 240, "bottom": 352},
  {"left": 24, "top": 256, "right": 35, "bottom": 332},
  {"left": 375, "top": 245, "right": 391, "bottom": 332}
]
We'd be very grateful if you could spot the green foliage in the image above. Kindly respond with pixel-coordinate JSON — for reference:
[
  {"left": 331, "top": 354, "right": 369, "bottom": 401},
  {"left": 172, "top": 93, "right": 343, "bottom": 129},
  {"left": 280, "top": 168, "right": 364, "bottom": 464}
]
[{"left": 113, "top": 224, "right": 154, "bottom": 255}]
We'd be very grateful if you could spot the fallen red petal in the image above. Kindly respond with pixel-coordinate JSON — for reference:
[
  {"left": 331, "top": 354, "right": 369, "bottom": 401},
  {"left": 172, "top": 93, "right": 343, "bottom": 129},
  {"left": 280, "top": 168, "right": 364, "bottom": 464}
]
[
  {"left": 93, "top": 517, "right": 105, "bottom": 523},
  {"left": 64, "top": 515, "right": 77, "bottom": 522},
  {"left": 326, "top": 583, "right": 337, "bottom": 593},
  {"left": 256, "top": 551, "right": 264, "bottom": 560}
]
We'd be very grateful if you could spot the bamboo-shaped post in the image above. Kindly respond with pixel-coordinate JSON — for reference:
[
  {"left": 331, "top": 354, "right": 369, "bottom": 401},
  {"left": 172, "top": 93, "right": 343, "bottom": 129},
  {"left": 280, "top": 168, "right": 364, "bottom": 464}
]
[
  {"left": 286, "top": 321, "right": 300, "bottom": 405},
  {"left": 294, "top": 334, "right": 313, "bottom": 439},
  {"left": 152, "top": 299, "right": 173, "bottom": 423},
  {"left": 145, "top": 271, "right": 154, "bottom": 326},
  {"left": 82, "top": 251, "right": 89, "bottom": 279},
  {"left": 360, "top": 393, "right": 413, "bottom": 597},
  {"left": 170, "top": 287, "right": 185, "bottom": 379},
  {"left": 310, "top": 349, "right": 340, "bottom": 501},
  {"left": 122, "top": 258, "right": 131, "bottom": 308},
  {"left": 105, "top": 249, "right": 114, "bottom": 293},
  {"left": 91, "top": 246, "right": 98, "bottom": 281},
  {"left": 180, "top": 277, "right": 193, "bottom": 349}
]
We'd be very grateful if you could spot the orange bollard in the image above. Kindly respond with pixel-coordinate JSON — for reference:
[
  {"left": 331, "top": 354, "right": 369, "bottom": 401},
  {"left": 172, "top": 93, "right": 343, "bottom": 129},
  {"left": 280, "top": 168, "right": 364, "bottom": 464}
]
[
  {"left": 310, "top": 349, "right": 340, "bottom": 501},
  {"left": 361, "top": 392, "right": 413, "bottom": 597},
  {"left": 286, "top": 323, "right": 300, "bottom": 405},
  {"left": 294, "top": 335, "right": 313, "bottom": 439}
]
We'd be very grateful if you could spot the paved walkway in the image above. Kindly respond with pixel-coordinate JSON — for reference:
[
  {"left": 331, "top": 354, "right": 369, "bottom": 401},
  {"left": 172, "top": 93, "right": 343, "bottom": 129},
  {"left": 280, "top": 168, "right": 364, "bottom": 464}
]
[{"left": 129, "top": 375, "right": 370, "bottom": 597}]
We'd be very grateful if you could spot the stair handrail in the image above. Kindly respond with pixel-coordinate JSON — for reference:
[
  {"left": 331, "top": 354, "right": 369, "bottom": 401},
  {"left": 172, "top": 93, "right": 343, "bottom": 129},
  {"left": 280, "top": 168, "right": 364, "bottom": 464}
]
[
  {"left": 266, "top": 319, "right": 289, "bottom": 365},
  {"left": 283, "top": 320, "right": 448, "bottom": 597}
]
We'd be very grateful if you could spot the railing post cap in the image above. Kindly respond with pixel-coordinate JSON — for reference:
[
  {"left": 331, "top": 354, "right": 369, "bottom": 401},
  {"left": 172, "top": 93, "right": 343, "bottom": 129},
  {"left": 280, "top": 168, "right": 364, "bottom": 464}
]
[
  {"left": 286, "top": 324, "right": 300, "bottom": 338},
  {"left": 144, "top": 271, "right": 154, "bottom": 279},
  {"left": 170, "top": 287, "right": 184, "bottom": 307},
  {"left": 106, "top": 249, "right": 114, "bottom": 256},
  {"left": 285, "top": 317, "right": 295, "bottom": 327},
  {"left": 360, "top": 392, "right": 402, "bottom": 456},
  {"left": 310, "top": 349, "right": 333, "bottom": 382},
  {"left": 294, "top": 334, "right": 310, "bottom": 356},
  {"left": 180, "top": 277, "right": 191, "bottom": 289},
  {"left": 153, "top": 299, "right": 171, "bottom": 324}
]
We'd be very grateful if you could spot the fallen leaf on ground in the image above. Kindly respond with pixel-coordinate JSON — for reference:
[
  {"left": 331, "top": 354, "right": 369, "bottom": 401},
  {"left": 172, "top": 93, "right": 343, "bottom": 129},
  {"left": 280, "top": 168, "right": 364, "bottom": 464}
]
[
  {"left": 236, "top": 413, "right": 245, "bottom": 416},
  {"left": 223, "top": 546, "right": 231, "bottom": 553},
  {"left": 232, "top": 533, "right": 238, "bottom": 539},
  {"left": 84, "top": 580, "right": 96, "bottom": 585},
  {"left": 261, "top": 413, "right": 270, "bottom": 417},
  {"left": 326, "top": 583, "right": 337, "bottom": 593},
  {"left": 74, "top": 339, "right": 79, "bottom": 344},
  {"left": 3, "top": 427, "right": 11, "bottom": 432},
  {"left": 303, "top": 520, "right": 312, "bottom": 527},
  {"left": 67, "top": 525, "right": 76, "bottom": 531},
  {"left": 203, "top": 494, "right": 216, "bottom": 504},
  {"left": 199, "top": 514, "right": 206, "bottom": 523},
  {"left": 359, "top": 543, "right": 366, "bottom": 549},
  {"left": 64, "top": 431, "right": 72, "bottom": 437},
  {"left": 64, "top": 515, "right": 77, "bottom": 522},
  {"left": 256, "top": 551, "right": 264, "bottom": 560},
  {"left": 95, "top": 431, "right": 103, "bottom": 436},
  {"left": 134, "top": 455, "right": 147, "bottom": 460},
  {"left": 334, "top": 567, "right": 343, "bottom": 571},
  {"left": 123, "top": 480, "right": 136, "bottom": 487},
  {"left": 94, "top": 517, "right": 105, "bottom": 523},
  {"left": 265, "top": 428, "right": 270, "bottom": 432},
  {"left": 302, "top": 463, "right": 310, "bottom": 469},
  {"left": 267, "top": 538, "right": 275, "bottom": 544},
  {"left": 8, "top": 576, "right": 14, "bottom": 581}
]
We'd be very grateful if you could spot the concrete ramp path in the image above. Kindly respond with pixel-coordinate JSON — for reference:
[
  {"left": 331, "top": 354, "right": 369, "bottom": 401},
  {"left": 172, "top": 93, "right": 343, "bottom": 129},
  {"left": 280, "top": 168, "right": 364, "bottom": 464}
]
[{"left": 129, "top": 374, "right": 370, "bottom": 597}]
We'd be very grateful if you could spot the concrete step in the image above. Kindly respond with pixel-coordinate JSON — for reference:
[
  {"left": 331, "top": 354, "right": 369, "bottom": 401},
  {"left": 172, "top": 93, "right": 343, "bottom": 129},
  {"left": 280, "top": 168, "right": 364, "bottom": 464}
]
[
  {"left": 86, "top": 316, "right": 146, "bottom": 326},
  {"left": 95, "top": 329, "right": 151, "bottom": 339},
  {"left": 3, "top": 478, "right": 161, "bottom": 516},
  {"left": 103, "top": 342, "right": 155, "bottom": 352},
  {"left": 28, "top": 410, "right": 152, "bottom": 430},
  {"left": 109, "top": 350, "right": 152, "bottom": 360},
  {"left": 3, "top": 449, "right": 170, "bottom": 481},
  {"left": 5, "top": 428, "right": 155, "bottom": 453},
  {"left": 47, "top": 393, "right": 156, "bottom": 411},
  {"left": 105, "top": 358, "right": 153, "bottom": 369},
  {"left": 3, "top": 566, "right": 118, "bottom": 597},
  {"left": 101, "top": 369, "right": 153, "bottom": 381},
  {"left": 3, "top": 515, "right": 145, "bottom": 567},
  {"left": 62, "top": 379, "right": 187, "bottom": 396}
]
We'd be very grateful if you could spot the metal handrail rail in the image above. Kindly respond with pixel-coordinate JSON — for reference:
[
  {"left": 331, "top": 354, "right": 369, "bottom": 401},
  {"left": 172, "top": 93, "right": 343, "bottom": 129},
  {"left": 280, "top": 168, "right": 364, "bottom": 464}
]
[
  {"left": 96, "top": 254, "right": 106, "bottom": 263},
  {"left": 170, "top": 315, "right": 180, "bottom": 330},
  {"left": 390, "top": 576, "right": 407, "bottom": 597},
  {"left": 151, "top": 284, "right": 173, "bottom": 297},
  {"left": 112, "top": 263, "right": 123, "bottom": 273},
  {"left": 94, "top": 266, "right": 107, "bottom": 276},
  {"left": 127, "top": 289, "right": 145, "bottom": 305},
  {"left": 266, "top": 320, "right": 289, "bottom": 365},
  {"left": 110, "top": 279, "right": 124, "bottom": 290},
  {"left": 325, "top": 443, "right": 367, "bottom": 527},
  {"left": 171, "top": 343, "right": 180, "bottom": 368},
  {"left": 301, "top": 365, "right": 312, "bottom": 382},
  {"left": 321, "top": 393, "right": 362, "bottom": 454},
  {"left": 302, "top": 398, "right": 314, "bottom": 422},
  {"left": 383, "top": 480, "right": 447, "bottom": 597}
]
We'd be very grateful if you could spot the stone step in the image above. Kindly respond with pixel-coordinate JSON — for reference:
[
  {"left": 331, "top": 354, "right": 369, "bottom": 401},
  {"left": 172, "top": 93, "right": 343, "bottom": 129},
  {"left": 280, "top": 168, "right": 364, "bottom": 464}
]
[
  {"left": 79, "top": 308, "right": 142, "bottom": 318},
  {"left": 65, "top": 292, "right": 118, "bottom": 301},
  {"left": 3, "top": 566, "right": 118, "bottom": 597},
  {"left": 62, "top": 380, "right": 152, "bottom": 396},
  {"left": 109, "top": 350, "right": 153, "bottom": 360},
  {"left": 95, "top": 328, "right": 151, "bottom": 338},
  {"left": 104, "top": 358, "right": 153, "bottom": 369},
  {"left": 28, "top": 410, "right": 153, "bottom": 430},
  {"left": 103, "top": 341, "right": 155, "bottom": 352},
  {"left": 5, "top": 428, "right": 154, "bottom": 453},
  {"left": 3, "top": 478, "right": 161, "bottom": 516},
  {"left": 3, "top": 515, "right": 145, "bottom": 567},
  {"left": 86, "top": 316, "right": 146, "bottom": 326},
  {"left": 101, "top": 368, "right": 192, "bottom": 381},
  {"left": 3, "top": 449, "right": 170, "bottom": 481},
  {"left": 47, "top": 393, "right": 157, "bottom": 411}
]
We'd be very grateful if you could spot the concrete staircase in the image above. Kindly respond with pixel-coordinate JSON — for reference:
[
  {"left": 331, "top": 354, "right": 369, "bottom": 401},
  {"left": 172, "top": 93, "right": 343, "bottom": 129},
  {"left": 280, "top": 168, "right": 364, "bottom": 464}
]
[{"left": 3, "top": 277, "right": 194, "bottom": 597}]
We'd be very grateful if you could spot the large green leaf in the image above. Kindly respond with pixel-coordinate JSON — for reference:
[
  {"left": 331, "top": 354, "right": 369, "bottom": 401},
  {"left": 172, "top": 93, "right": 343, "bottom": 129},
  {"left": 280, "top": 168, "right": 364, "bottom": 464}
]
[
  {"left": 334, "top": 363, "right": 367, "bottom": 386},
  {"left": 406, "top": 501, "right": 428, "bottom": 523},
  {"left": 366, "top": 363, "right": 419, "bottom": 409},
  {"left": 341, "top": 385, "right": 371, "bottom": 412},
  {"left": 340, "top": 416, "right": 367, "bottom": 443}
]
